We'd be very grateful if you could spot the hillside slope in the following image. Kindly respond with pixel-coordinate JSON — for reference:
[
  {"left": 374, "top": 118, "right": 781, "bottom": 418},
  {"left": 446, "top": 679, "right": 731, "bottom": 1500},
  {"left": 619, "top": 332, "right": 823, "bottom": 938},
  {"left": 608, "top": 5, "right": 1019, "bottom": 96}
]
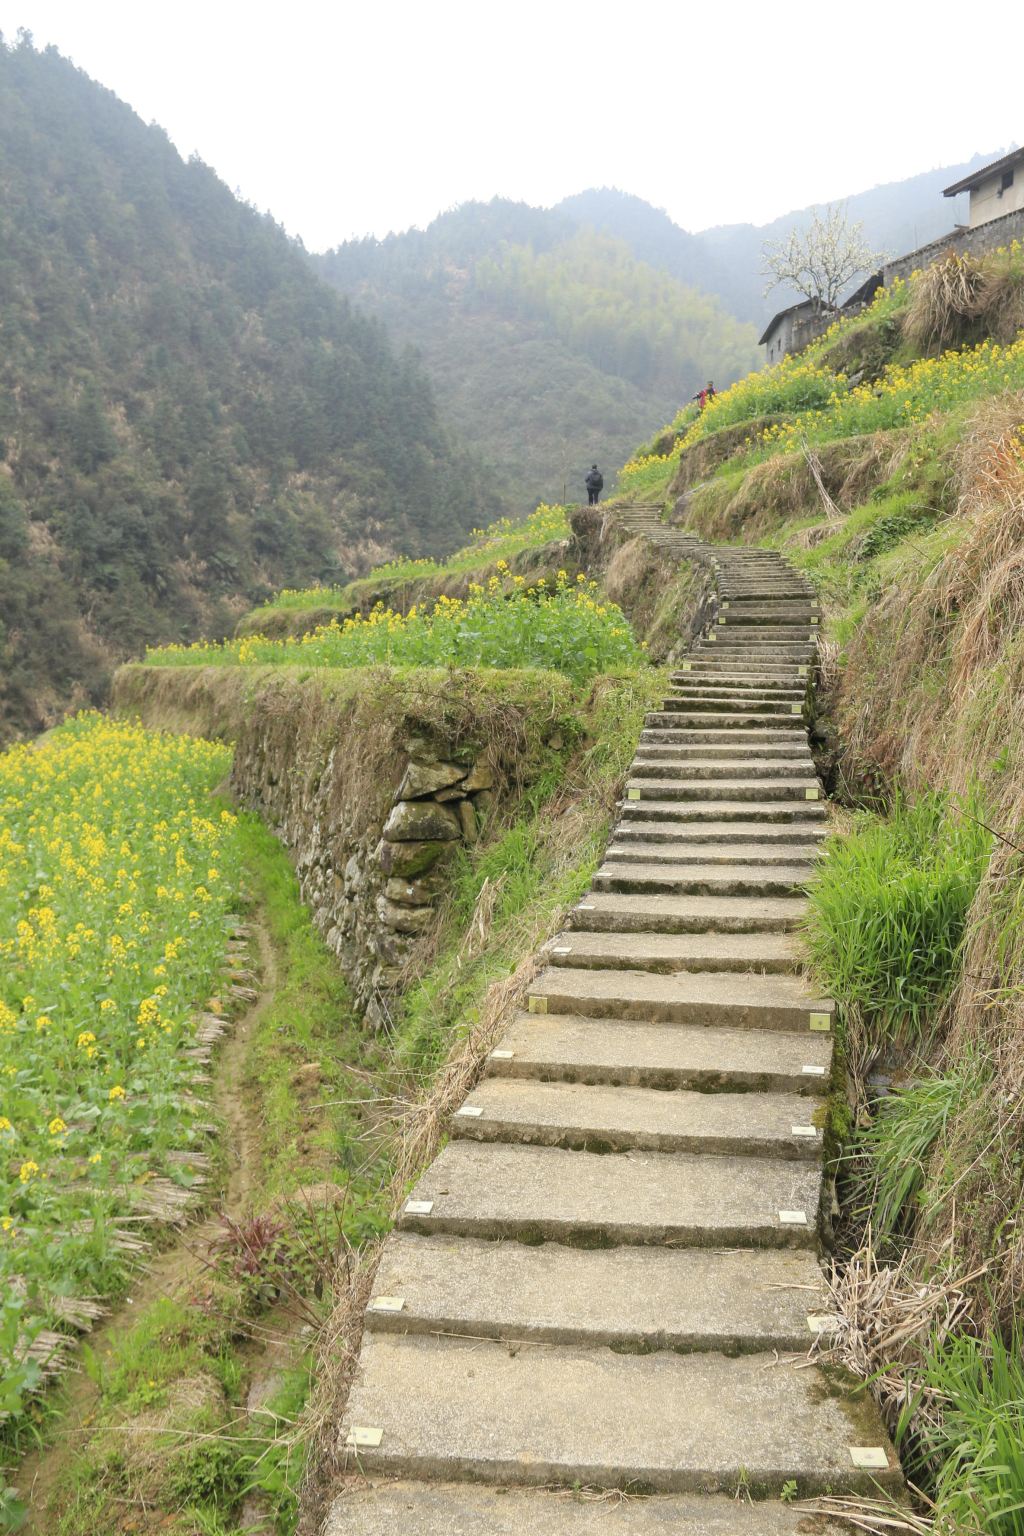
[
  {"left": 0, "top": 36, "right": 493, "bottom": 743},
  {"left": 316, "top": 202, "right": 759, "bottom": 507}
]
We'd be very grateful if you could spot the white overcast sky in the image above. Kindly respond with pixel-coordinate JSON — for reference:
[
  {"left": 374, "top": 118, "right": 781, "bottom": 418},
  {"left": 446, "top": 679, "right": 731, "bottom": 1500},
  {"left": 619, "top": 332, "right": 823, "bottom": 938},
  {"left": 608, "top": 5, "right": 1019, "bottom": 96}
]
[{"left": 2, "top": 0, "right": 1020, "bottom": 252}]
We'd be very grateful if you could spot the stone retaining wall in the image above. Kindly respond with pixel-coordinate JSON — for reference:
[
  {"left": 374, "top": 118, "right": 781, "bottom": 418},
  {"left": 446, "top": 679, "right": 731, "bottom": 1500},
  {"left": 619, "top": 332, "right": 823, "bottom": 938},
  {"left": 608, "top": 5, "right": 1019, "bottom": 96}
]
[
  {"left": 883, "top": 207, "right": 1024, "bottom": 286},
  {"left": 245, "top": 735, "right": 497, "bottom": 1031},
  {"left": 113, "top": 665, "right": 575, "bottom": 1031}
]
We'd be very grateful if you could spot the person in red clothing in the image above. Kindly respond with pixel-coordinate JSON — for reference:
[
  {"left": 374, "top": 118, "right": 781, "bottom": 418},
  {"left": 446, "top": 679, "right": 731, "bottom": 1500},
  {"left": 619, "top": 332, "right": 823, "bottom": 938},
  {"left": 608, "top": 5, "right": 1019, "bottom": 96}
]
[{"left": 694, "top": 380, "right": 718, "bottom": 411}]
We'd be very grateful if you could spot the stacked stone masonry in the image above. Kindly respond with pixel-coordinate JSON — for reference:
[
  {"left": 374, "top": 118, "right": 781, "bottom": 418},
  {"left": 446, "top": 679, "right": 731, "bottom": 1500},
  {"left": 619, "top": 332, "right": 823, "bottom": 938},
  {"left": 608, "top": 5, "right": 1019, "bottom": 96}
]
[
  {"left": 233, "top": 730, "right": 494, "bottom": 1030},
  {"left": 326, "top": 506, "right": 903, "bottom": 1532}
]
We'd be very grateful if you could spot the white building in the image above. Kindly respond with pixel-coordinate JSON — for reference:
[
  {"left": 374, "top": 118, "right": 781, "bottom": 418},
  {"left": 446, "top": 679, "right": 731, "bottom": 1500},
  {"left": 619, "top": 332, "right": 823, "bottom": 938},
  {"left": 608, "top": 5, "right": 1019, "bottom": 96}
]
[{"left": 943, "top": 147, "right": 1024, "bottom": 228}]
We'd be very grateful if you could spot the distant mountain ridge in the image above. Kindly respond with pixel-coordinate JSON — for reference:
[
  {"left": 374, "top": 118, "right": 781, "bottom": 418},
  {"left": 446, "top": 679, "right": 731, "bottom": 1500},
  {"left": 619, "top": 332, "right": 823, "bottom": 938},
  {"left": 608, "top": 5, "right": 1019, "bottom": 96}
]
[
  {"left": 0, "top": 36, "right": 493, "bottom": 741},
  {"left": 557, "top": 159, "right": 991, "bottom": 324},
  {"left": 316, "top": 206, "right": 760, "bottom": 508}
]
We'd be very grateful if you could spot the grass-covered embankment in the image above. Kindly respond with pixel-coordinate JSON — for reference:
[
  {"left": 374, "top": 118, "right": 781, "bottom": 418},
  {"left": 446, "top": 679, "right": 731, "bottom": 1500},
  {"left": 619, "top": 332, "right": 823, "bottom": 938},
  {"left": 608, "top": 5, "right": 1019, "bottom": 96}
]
[
  {"left": 146, "top": 571, "right": 644, "bottom": 681},
  {"left": 238, "top": 505, "right": 573, "bottom": 639}
]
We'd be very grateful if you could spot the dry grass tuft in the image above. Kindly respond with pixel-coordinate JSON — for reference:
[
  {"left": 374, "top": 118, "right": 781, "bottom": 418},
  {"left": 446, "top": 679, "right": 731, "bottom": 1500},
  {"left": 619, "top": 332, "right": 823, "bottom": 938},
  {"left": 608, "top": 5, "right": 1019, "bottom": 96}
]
[
  {"left": 796, "top": 1495, "right": 937, "bottom": 1533},
  {"left": 902, "top": 252, "right": 986, "bottom": 353},
  {"left": 818, "top": 1240, "right": 984, "bottom": 1428},
  {"left": 294, "top": 1239, "right": 381, "bottom": 1536},
  {"left": 839, "top": 393, "right": 1024, "bottom": 791},
  {"left": 833, "top": 393, "right": 1024, "bottom": 1323},
  {"left": 975, "top": 247, "right": 1024, "bottom": 342}
]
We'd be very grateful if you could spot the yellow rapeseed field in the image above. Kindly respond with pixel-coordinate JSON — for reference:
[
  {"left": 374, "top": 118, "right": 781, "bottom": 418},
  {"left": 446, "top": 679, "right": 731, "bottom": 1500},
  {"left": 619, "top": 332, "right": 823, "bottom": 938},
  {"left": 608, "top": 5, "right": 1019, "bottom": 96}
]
[{"left": 1, "top": 714, "right": 239, "bottom": 1431}]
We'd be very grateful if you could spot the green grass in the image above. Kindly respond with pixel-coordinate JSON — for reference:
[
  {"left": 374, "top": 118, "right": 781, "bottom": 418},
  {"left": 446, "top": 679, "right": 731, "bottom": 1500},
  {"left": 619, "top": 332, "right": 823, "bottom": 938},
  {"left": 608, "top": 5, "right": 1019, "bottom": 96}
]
[
  {"left": 236, "top": 813, "right": 392, "bottom": 1241},
  {"left": 804, "top": 792, "right": 991, "bottom": 1057},
  {"left": 900, "top": 1329, "right": 1024, "bottom": 1534},
  {"left": 852, "top": 1060, "right": 988, "bottom": 1249}
]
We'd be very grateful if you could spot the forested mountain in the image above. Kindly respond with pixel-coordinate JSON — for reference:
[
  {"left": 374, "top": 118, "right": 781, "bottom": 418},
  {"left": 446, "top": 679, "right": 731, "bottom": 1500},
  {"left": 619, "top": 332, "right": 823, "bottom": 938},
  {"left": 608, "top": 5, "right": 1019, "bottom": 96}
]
[
  {"left": 557, "top": 159, "right": 989, "bottom": 325},
  {"left": 0, "top": 36, "right": 494, "bottom": 742},
  {"left": 317, "top": 205, "right": 759, "bottom": 506}
]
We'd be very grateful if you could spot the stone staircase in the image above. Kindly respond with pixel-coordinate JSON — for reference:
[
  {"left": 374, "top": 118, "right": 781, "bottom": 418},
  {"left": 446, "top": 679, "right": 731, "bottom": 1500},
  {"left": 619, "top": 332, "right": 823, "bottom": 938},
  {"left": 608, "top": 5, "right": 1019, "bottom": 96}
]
[{"left": 326, "top": 507, "right": 900, "bottom": 1534}]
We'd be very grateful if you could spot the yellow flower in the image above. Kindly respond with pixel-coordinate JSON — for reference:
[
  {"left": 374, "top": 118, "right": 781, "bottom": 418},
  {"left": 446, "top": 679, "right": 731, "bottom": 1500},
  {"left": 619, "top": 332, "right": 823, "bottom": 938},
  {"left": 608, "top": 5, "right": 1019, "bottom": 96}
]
[
  {"left": 49, "top": 1116, "right": 67, "bottom": 1135},
  {"left": 19, "top": 1160, "right": 40, "bottom": 1183},
  {"left": 108, "top": 1084, "right": 126, "bottom": 1101}
]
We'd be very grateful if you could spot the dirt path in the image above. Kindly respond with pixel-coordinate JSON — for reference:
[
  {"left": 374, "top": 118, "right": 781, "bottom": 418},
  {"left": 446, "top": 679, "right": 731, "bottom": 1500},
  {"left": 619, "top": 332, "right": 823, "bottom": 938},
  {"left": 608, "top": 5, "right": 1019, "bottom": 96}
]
[{"left": 18, "top": 918, "right": 286, "bottom": 1526}]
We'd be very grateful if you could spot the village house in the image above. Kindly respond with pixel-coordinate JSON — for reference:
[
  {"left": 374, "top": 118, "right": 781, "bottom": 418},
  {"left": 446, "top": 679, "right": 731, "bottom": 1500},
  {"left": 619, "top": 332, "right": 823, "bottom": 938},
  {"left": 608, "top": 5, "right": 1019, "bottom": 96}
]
[
  {"left": 943, "top": 147, "right": 1024, "bottom": 229},
  {"left": 761, "top": 145, "right": 1024, "bottom": 365}
]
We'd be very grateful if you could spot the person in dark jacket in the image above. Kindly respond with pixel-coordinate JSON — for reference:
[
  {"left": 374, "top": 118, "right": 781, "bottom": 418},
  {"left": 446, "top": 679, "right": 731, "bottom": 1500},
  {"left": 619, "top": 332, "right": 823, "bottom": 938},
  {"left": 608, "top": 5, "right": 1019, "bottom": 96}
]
[{"left": 585, "top": 464, "right": 604, "bottom": 505}]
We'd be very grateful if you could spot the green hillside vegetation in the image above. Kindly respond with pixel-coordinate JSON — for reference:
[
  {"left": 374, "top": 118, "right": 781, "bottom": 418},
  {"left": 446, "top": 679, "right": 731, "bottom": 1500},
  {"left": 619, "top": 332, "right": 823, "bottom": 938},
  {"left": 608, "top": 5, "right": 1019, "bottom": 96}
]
[
  {"left": 0, "top": 35, "right": 493, "bottom": 745},
  {"left": 617, "top": 243, "right": 1024, "bottom": 1531},
  {"left": 316, "top": 202, "right": 759, "bottom": 507}
]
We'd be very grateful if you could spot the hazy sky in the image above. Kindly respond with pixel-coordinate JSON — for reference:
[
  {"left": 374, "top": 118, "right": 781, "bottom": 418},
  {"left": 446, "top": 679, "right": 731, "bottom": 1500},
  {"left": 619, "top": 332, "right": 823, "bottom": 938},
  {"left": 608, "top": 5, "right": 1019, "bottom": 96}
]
[{"left": 2, "top": 0, "right": 1020, "bottom": 251}]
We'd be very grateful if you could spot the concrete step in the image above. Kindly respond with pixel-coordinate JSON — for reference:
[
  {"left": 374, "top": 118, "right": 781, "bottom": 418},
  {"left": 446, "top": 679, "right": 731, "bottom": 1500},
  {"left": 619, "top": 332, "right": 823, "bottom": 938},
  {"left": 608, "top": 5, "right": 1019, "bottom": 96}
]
[
  {"left": 624, "top": 779, "right": 820, "bottom": 802},
  {"left": 528, "top": 966, "right": 833, "bottom": 1032},
  {"left": 593, "top": 862, "right": 812, "bottom": 897},
  {"left": 570, "top": 890, "right": 807, "bottom": 933},
  {"left": 488, "top": 1012, "right": 832, "bottom": 1092},
  {"left": 603, "top": 840, "right": 820, "bottom": 865},
  {"left": 660, "top": 700, "right": 806, "bottom": 719},
  {"left": 694, "top": 646, "right": 816, "bottom": 659},
  {"left": 663, "top": 699, "right": 807, "bottom": 715},
  {"left": 640, "top": 726, "right": 810, "bottom": 744},
  {"left": 679, "top": 664, "right": 812, "bottom": 679},
  {"left": 671, "top": 674, "right": 807, "bottom": 689},
  {"left": 646, "top": 712, "right": 805, "bottom": 730},
  {"left": 636, "top": 741, "right": 813, "bottom": 759},
  {"left": 619, "top": 798, "right": 826, "bottom": 824},
  {"left": 666, "top": 684, "right": 806, "bottom": 700},
  {"left": 612, "top": 818, "right": 827, "bottom": 843},
  {"left": 398, "top": 1140, "right": 823, "bottom": 1248},
  {"left": 545, "top": 927, "right": 804, "bottom": 974},
  {"left": 325, "top": 1483, "right": 853, "bottom": 1536},
  {"left": 717, "top": 604, "right": 817, "bottom": 617},
  {"left": 631, "top": 760, "right": 815, "bottom": 781},
  {"left": 452, "top": 1078, "right": 825, "bottom": 1159},
  {"left": 367, "top": 1233, "right": 829, "bottom": 1352},
  {"left": 662, "top": 697, "right": 807, "bottom": 715},
  {"left": 340, "top": 1333, "right": 900, "bottom": 1495}
]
